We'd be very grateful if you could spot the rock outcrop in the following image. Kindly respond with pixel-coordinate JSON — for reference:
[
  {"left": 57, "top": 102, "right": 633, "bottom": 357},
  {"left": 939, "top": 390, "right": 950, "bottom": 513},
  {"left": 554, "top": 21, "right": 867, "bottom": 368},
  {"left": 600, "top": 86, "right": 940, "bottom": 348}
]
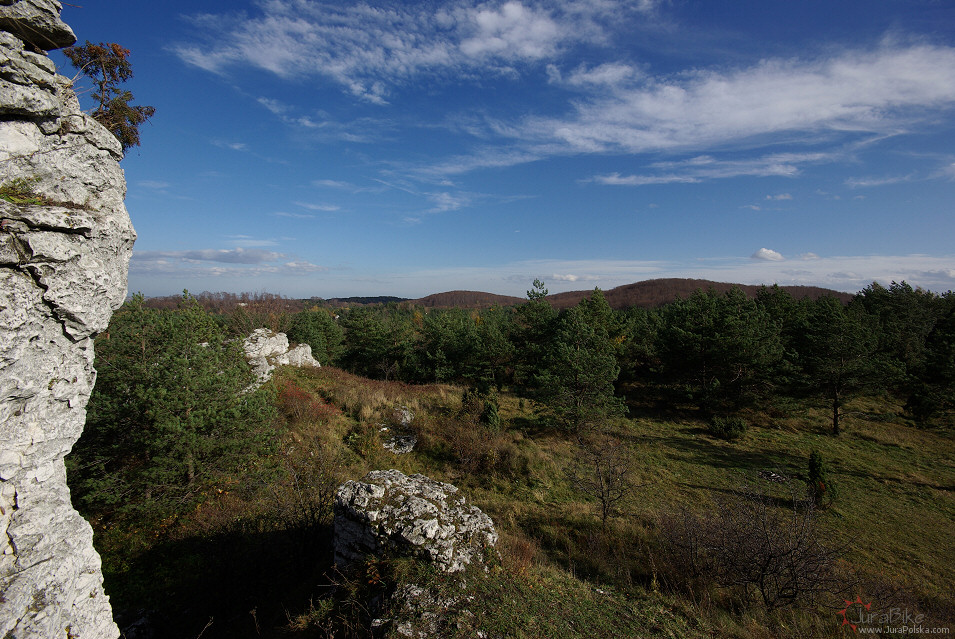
[
  {"left": 242, "top": 328, "right": 321, "bottom": 388},
  {"left": 334, "top": 470, "right": 498, "bottom": 573},
  {"left": 0, "top": 2, "right": 134, "bottom": 637}
]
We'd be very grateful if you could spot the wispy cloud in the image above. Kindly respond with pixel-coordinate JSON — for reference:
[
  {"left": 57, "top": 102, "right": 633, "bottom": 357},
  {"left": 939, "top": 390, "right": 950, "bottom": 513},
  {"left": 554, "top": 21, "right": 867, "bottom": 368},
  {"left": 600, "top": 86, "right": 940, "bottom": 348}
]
[
  {"left": 312, "top": 179, "right": 355, "bottom": 189},
  {"left": 138, "top": 180, "right": 171, "bottom": 190},
  {"left": 294, "top": 201, "right": 341, "bottom": 212},
  {"left": 592, "top": 173, "right": 699, "bottom": 186},
  {"left": 844, "top": 174, "right": 914, "bottom": 188},
  {"left": 131, "top": 246, "right": 326, "bottom": 278},
  {"left": 212, "top": 139, "right": 247, "bottom": 151},
  {"left": 173, "top": 1, "right": 639, "bottom": 103},
  {"left": 135, "top": 248, "right": 284, "bottom": 264},
  {"left": 591, "top": 153, "right": 831, "bottom": 186},
  {"left": 273, "top": 211, "right": 315, "bottom": 219},
  {"left": 225, "top": 235, "right": 279, "bottom": 248},
  {"left": 521, "top": 43, "right": 955, "bottom": 155}
]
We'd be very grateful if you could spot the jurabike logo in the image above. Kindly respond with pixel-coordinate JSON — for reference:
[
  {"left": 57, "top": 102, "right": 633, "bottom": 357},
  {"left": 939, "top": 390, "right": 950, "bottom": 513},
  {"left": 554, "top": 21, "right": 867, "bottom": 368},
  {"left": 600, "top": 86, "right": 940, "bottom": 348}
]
[
  {"left": 840, "top": 597, "right": 873, "bottom": 633},
  {"left": 838, "top": 597, "right": 949, "bottom": 635}
]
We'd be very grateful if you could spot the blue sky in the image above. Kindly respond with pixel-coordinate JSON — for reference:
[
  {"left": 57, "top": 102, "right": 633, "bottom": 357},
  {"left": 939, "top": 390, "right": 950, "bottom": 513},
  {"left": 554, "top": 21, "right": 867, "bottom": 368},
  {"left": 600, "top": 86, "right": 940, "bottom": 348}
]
[{"left": 54, "top": 0, "right": 955, "bottom": 298}]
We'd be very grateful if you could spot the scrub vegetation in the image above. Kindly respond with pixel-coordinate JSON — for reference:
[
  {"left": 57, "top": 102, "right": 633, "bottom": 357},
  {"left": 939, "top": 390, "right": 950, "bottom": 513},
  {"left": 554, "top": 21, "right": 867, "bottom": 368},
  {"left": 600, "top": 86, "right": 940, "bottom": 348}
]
[{"left": 69, "top": 281, "right": 955, "bottom": 637}]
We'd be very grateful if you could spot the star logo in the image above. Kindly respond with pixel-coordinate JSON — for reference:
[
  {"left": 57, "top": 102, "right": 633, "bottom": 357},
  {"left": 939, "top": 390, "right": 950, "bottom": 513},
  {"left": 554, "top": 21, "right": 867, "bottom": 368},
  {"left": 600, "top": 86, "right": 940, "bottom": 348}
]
[{"left": 838, "top": 596, "right": 872, "bottom": 633}]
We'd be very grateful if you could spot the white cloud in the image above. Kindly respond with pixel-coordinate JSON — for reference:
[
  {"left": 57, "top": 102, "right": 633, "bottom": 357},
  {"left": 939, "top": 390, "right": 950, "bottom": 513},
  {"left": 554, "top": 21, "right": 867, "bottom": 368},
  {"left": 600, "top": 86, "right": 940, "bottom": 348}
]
[
  {"left": 212, "top": 140, "right": 247, "bottom": 151},
  {"left": 459, "top": 2, "right": 561, "bottom": 59},
  {"left": 558, "top": 62, "right": 642, "bottom": 87},
  {"left": 752, "top": 248, "right": 785, "bottom": 261},
  {"left": 937, "top": 162, "right": 955, "bottom": 180},
  {"left": 312, "top": 179, "right": 354, "bottom": 189},
  {"left": 845, "top": 174, "right": 913, "bottom": 188},
  {"left": 257, "top": 97, "right": 289, "bottom": 115},
  {"left": 138, "top": 180, "right": 171, "bottom": 189},
  {"left": 428, "top": 191, "right": 471, "bottom": 212},
  {"left": 589, "top": 152, "right": 831, "bottom": 186},
  {"left": 550, "top": 273, "right": 601, "bottom": 282},
  {"left": 592, "top": 172, "right": 699, "bottom": 186},
  {"left": 171, "top": 1, "right": 662, "bottom": 103},
  {"left": 294, "top": 201, "right": 341, "bottom": 211},
  {"left": 225, "top": 235, "right": 279, "bottom": 248},
  {"left": 518, "top": 43, "right": 955, "bottom": 155},
  {"left": 135, "top": 248, "right": 284, "bottom": 264},
  {"left": 273, "top": 211, "right": 315, "bottom": 219},
  {"left": 766, "top": 193, "right": 793, "bottom": 200}
]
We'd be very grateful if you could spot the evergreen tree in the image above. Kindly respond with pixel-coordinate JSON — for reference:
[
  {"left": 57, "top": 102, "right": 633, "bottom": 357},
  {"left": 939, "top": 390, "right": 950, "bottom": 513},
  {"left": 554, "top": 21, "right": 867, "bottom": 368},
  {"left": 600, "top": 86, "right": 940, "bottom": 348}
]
[
  {"left": 69, "top": 294, "right": 276, "bottom": 519},
  {"left": 537, "top": 300, "right": 625, "bottom": 431},
  {"left": 512, "top": 279, "right": 557, "bottom": 393},
  {"left": 907, "top": 301, "right": 955, "bottom": 425},
  {"left": 63, "top": 41, "right": 155, "bottom": 152},
  {"left": 657, "top": 288, "right": 783, "bottom": 414},
  {"left": 793, "top": 296, "right": 895, "bottom": 435},
  {"left": 287, "top": 308, "right": 343, "bottom": 365}
]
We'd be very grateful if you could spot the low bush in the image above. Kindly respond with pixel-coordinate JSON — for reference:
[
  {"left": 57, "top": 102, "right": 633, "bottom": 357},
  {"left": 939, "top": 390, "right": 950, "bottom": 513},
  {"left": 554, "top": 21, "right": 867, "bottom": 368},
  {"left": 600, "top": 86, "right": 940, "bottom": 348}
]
[
  {"left": 656, "top": 480, "right": 847, "bottom": 610},
  {"left": 277, "top": 379, "right": 340, "bottom": 424},
  {"left": 707, "top": 415, "right": 748, "bottom": 440}
]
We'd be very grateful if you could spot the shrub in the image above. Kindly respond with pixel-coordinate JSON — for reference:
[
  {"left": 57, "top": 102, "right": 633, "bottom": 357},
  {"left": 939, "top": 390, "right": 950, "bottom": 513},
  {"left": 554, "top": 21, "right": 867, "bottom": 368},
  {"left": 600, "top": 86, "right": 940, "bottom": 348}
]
[
  {"left": 806, "top": 450, "right": 836, "bottom": 507},
  {"left": 277, "top": 380, "right": 340, "bottom": 424},
  {"left": 656, "top": 479, "right": 846, "bottom": 609},
  {"left": 707, "top": 415, "right": 748, "bottom": 440}
]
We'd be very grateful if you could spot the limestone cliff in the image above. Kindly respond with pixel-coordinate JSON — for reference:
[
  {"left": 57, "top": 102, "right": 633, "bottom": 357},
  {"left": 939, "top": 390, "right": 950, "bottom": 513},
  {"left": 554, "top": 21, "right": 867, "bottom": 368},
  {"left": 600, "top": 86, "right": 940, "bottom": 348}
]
[{"left": 0, "top": 1, "right": 135, "bottom": 636}]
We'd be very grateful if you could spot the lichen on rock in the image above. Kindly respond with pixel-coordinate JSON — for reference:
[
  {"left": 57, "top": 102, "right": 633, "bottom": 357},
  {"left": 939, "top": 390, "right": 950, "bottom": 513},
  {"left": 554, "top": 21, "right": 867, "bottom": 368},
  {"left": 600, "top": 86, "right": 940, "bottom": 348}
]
[{"left": 334, "top": 469, "right": 498, "bottom": 574}]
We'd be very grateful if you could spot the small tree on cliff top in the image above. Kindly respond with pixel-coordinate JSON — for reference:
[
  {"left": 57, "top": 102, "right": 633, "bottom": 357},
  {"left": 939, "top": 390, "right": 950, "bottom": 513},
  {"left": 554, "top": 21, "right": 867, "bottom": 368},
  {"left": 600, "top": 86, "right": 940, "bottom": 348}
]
[{"left": 63, "top": 41, "right": 155, "bottom": 152}]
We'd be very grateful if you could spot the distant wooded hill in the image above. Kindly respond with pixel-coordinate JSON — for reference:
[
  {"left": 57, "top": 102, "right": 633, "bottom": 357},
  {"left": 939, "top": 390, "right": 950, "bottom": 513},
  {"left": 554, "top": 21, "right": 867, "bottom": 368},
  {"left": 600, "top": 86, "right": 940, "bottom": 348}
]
[
  {"left": 409, "top": 279, "right": 853, "bottom": 310},
  {"left": 145, "top": 279, "right": 852, "bottom": 312}
]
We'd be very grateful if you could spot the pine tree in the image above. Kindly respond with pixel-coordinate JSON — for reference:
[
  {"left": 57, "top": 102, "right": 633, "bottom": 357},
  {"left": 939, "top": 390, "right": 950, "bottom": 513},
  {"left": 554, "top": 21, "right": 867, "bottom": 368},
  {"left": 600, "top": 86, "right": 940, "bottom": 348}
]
[
  {"left": 537, "top": 300, "right": 625, "bottom": 431},
  {"left": 63, "top": 41, "right": 155, "bottom": 152},
  {"left": 69, "top": 294, "right": 276, "bottom": 519}
]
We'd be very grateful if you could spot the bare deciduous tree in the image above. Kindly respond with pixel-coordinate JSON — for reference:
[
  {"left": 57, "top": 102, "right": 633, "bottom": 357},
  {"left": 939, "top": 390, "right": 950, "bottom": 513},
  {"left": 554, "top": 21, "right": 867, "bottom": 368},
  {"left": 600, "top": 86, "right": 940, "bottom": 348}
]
[
  {"left": 657, "top": 478, "right": 848, "bottom": 609},
  {"left": 566, "top": 429, "right": 639, "bottom": 529}
]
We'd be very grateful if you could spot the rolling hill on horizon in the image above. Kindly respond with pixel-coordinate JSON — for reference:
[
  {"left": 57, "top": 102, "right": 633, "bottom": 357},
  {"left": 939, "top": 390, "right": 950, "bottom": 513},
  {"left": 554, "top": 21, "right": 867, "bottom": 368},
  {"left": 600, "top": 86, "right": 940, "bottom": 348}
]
[
  {"left": 144, "top": 278, "right": 857, "bottom": 312},
  {"left": 408, "top": 278, "right": 855, "bottom": 310}
]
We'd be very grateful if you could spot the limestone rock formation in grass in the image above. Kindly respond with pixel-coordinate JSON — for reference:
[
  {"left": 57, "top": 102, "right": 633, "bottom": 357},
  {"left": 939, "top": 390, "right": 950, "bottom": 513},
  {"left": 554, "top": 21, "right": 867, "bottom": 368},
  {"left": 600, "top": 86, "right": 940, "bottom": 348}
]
[
  {"left": 334, "top": 469, "right": 497, "bottom": 573},
  {"left": 243, "top": 327, "right": 321, "bottom": 388}
]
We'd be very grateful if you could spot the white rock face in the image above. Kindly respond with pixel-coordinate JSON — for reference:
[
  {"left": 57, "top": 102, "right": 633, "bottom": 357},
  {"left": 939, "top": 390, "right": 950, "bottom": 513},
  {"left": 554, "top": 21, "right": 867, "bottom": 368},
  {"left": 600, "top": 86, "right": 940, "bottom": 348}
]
[
  {"left": 334, "top": 470, "right": 498, "bottom": 573},
  {"left": 242, "top": 328, "right": 320, "bottom": 388},
  {"left": 0, "top": 4, "right": 133, "bottom": 637}
]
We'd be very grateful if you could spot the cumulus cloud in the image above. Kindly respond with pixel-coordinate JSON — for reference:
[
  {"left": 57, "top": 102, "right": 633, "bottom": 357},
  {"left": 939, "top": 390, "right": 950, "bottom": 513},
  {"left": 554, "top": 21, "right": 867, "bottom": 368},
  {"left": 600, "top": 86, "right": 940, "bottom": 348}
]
[
  {"left": 550, "top": 273, "right": 601, "bottom": 282},
  {"left": 459, "top": 2, "right": 560, "bottom": 59},
  {"left": 752, "top": 248, "right": 785, "bottom": 261}
]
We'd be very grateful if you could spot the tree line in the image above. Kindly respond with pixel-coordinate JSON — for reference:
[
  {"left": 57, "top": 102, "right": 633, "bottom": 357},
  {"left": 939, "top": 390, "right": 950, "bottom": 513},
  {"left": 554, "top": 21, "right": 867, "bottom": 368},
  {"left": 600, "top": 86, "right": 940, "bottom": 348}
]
[
  {"left": 287, "top": 280, "right": 953, "bottom": 433},
  {"left": 70, "top": 281, "right": 953, "bottom": 522}
]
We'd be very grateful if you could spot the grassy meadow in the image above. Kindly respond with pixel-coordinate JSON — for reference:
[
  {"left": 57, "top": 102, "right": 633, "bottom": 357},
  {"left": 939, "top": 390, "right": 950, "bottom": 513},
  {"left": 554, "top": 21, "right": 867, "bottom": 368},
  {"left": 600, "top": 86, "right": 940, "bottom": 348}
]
[{"left": 85, "top": 363, "right": 955, "bottom": 638}]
